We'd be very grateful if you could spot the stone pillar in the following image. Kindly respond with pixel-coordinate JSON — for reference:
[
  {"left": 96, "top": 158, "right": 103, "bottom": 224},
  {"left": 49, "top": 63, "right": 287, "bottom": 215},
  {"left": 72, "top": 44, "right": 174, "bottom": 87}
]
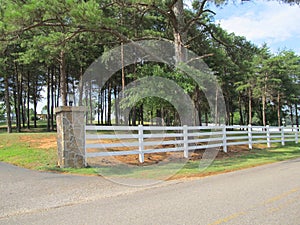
[{"left": 55, "top": 106, "right": 86, "bottom": 168}]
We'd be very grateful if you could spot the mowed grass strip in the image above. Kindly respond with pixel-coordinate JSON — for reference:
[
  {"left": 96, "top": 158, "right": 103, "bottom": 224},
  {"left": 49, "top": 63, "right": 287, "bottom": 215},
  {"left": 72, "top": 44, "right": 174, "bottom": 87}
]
[
  {"left": 0, "top": 132, "right": 299, "bottom": 179},
  {"left": 175, "top": 143, "right": 300, "bottom": 179},
  {"left": 0, "top": 133, "right": 57, "bottom": 170}
]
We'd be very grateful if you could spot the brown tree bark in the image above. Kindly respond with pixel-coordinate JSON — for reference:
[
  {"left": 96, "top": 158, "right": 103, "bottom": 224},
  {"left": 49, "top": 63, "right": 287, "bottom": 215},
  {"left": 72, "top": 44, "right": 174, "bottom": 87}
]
[
  {"left": 27, "top": 72, "right": 30, "bottom": 129},
  {"left": 262, "top": 94, "right": 266, "bottom": 126},
  {"left": 59, "top": 50, "right": 67, "bottom": 106},
  {"left": 295, "top": 103, "right": 299, "bottom": 127},
  {"left": 4, "top": 75, "right": 12, "bottom": 133},
  {"left": 51, "top": 67, "right": 55, "bottom": 130},
  {"left": 47, "top": 68, "right": 51, "bottom": 132},
  {"left": 13, "top": 64, "right": 21, "bottom": 132},
  {"left": 107, "top": 83, "right": 112, "bottom": 125},
  {"left": 172, "top": 0, "right": 187, "bottom": 64},
  {"left": 248, "top": 89, "right": 252, "bottom": 125},
  {"left": 290, "top": 105, "right": 294, "bottom": 127},
  {"left": 277, "top": 92, "right": 281, "bottom": 126}
]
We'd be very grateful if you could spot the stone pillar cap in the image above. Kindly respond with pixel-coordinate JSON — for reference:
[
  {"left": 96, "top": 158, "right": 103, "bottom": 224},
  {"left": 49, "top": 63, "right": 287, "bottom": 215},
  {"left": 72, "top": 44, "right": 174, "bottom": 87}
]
[{"left": 55, "top": 106, "right": 87, "bottom": 114}]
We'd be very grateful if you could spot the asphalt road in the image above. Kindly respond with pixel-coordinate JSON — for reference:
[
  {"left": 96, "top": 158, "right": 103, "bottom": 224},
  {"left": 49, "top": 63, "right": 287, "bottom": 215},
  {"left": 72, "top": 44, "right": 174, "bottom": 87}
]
[{"left": 1, "top": 158, "right": 300, "bottom": 225}]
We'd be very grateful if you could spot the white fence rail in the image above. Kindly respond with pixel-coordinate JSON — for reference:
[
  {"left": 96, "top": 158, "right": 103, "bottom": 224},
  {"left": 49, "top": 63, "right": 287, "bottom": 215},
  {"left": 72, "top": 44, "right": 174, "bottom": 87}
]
[{"left": 85, "top": 125, "right": 299, "bottom": 163}]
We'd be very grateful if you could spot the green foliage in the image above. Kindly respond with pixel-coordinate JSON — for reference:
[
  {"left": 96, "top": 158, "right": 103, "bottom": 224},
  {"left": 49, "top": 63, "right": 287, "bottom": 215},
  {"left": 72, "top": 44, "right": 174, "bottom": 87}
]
[{"left": 0, "top": 0, "right": 300, "bottom": 129}]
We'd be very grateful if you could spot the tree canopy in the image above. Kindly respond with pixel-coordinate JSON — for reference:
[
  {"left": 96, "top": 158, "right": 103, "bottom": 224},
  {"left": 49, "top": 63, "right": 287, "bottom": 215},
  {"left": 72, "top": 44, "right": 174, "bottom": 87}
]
[{"left": 1, "top": 0, "right": 300, "bottom": 132}]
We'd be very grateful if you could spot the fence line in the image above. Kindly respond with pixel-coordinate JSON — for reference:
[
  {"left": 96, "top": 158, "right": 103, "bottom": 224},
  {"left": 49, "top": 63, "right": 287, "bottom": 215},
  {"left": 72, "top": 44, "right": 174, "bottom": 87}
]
[{"left": 85, "top": 125, "right": 299, "bottom": 163}]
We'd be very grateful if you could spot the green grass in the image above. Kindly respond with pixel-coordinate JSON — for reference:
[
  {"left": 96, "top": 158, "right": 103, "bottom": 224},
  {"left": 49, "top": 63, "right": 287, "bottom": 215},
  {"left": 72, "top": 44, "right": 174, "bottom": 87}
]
[
  {"left": 177, "top": 143, "right": 300, "bottom": 178},
  {"left": 0, "top": 132, "right": 299, "bottom": 179},
  {"left": 0, "top": 133, "right": 57, "bottom": 170}
]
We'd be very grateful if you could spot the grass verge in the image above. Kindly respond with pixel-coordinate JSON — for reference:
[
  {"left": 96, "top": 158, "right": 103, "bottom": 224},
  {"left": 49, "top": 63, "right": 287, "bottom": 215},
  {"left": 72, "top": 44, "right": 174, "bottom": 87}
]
[
  {"left": 174, "top": 143, "right": 300, "bottom": 179},
  {"left": 0, "top": 132, "right": 299, "bottom": 179},
  {"left": 0, "top": 133, "right": 57, "bottom": 170}
]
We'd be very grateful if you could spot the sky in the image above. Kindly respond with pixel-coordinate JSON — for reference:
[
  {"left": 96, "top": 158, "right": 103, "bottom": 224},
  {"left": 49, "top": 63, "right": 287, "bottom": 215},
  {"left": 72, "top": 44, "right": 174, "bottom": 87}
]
[{"left": 208, "top": 0, "right": 300, "bottom": 54}]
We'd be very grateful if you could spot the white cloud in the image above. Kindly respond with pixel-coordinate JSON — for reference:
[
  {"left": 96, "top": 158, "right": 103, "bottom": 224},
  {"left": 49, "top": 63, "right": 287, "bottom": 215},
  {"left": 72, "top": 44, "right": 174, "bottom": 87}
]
[{"left": 218, "top": 1, "right": 300, "bottom": 45}]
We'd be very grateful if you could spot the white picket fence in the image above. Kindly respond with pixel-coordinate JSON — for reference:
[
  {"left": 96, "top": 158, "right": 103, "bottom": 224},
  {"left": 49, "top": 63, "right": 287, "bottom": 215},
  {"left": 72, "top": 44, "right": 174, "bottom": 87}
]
[{"left": 85, "top": 125, "right": 299, "bottom": 163}]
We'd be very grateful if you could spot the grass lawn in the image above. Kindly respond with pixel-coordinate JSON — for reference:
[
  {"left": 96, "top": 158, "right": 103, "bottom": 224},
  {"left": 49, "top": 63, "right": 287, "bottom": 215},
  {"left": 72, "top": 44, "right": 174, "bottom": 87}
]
[
  {"left": 176, "top": 144, "right": 300, "bottom": 179},
  {"left": 0, "top": 132, "right": 299, "bottom": 180},
  {"left": 0, "top": 133, "right": 57, "bottom": 169}
]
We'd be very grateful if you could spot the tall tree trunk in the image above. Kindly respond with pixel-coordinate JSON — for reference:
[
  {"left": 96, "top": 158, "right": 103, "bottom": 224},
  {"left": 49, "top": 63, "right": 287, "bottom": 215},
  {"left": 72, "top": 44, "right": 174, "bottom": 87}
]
[
  {"left": 51, "top": 67, "right": 55, "bottom": 130},
  {"left": 104, "top": 88, "right": 107, "bottom": 125},
  {"left": 193, "top": 86, "right": 201, "bottom": 126},
  {"left": 172, "top": 0, "right": 187, "bottom": 64},
  {"left": 238, "top": 94, "right": 244, "bottom": 125},
  {"left": 215, "top": 87, "right": 219, "bottom": 125},
  {"left": 13, "top": 67, "right": 21, "bottom": 132},
  {"left": 4, "top": 75, "right": 12, "bottom": 133},
  {"left": 107, "top": 83, "right": 112, "bottom": 125},
  {"left": 59, "top": 50, "right": 67, "bottom": 106},
  {"left": 27, "top": 74, "right": 30, "bottom": 130},
  {"left": 101, "top": 89, "right": 104, "bottom": 125},
  {"left": 97, "top": 92, "right": 101, "bottom": 125},
  {"left": 161, "top": 107, "right": 165, "bottom": 126},
  {"left": 248, "top": 89, "right": 252, "bottom": 125},
  {"left": 33, "top": 94, "right": 37, "bottom": 128},
  {"left": 47, "top": 68, "right": 51, "bottom": 132},
  {"left": 198, "top": 107, "right": 202, "bottom": 126},
  {"left": 131, "top": 107, "right": 137, "bottom": 126},
  {"left": 290, "top": 104, "right": 294, "bottom": 127},
  {"left": 120, "top": 7, "right": 125, "bottom": 98},
  {"left": 121, "top": 42, "right": 125, "bottom": 97},
  {"left": 22, "top": 91, "right": 26, "bottom": 128},
  {"left": 140, "top": 104, "right": 144, "bottom": 125},
  {"left": 78, "top": 66, "right": 84, "bottom": 106},
  {"left": 56, "top": 65, "right": 60, "bottom": 107},
  {"left": 205, "top": 112, "right": 208, "bottom": 126},
  {"left": 114, "top": 86, "right": 119, "bottom": 125},
  {"left": 33, "top": 78, "right": 38, "bottom": 128},
  {"left": 225, "top": 97, "right": 230, "bottom": 125},
  {"left": 21, "top": 79, "right": 25, "bottom": 128},
  {"left": 17, "top": 77, "right": 22, "bottom": 131},
  {"left": 13, "top": 89, "right": 19, "bottom": 132},
  {"left": 262, "top": 73, "right": 268, "bottom": 126},
  {"left": 21, "top": 72, "right": 27, "bottom": 129},
  {"left": 295, "top": 103, "right": 299, "bottom": 127},
  {"left": 156, "top": 109, "right": 161, "bottom": 125},
  {"left": 89, "top": 81, "right": 93, "bottom": 124},
  {"left": 262, "top": 94, "right": 266, "bottom": 126},
  {"left": 277, "top": 92, "right": 281, "bottom": 126}
]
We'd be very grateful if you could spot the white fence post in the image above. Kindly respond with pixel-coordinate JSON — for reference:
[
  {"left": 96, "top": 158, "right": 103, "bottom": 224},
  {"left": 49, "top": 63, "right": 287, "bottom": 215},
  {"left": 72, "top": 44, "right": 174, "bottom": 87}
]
[
  {"left": 183, "top": 125, "right": 189, "bottom": 158},
  {"left": 295, "top": 127, "right": 299, "bottom": 144},
  {"left": 222, "top": 126, "right": 227, "bottom": 153},
  {"left": 248, "top": 124, "right": 252, "bottom": 150},
  {"left": 266, "top": 125, "right": 271, "bottom": 148},
  {"left": 138, "top": 125, "right": 144, "bottom": 163},
  {"left": 281, "top": 126, "right": 285, "bottom": 146}
]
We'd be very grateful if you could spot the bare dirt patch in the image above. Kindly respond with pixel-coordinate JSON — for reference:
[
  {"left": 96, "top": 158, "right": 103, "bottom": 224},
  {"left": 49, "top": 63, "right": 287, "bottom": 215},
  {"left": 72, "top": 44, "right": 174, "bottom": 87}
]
[
  {"left": 87, "top": 139, "right": 266, "bottom": 167},
  {"left": 17, "top": 134, "right": 267, "bottom": 168},
  {"left": 20, "top": 135, "right": 57, "bottom": 150},
  {"left": 86, "top": 138, "right": 178, "bottom": 166}
]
